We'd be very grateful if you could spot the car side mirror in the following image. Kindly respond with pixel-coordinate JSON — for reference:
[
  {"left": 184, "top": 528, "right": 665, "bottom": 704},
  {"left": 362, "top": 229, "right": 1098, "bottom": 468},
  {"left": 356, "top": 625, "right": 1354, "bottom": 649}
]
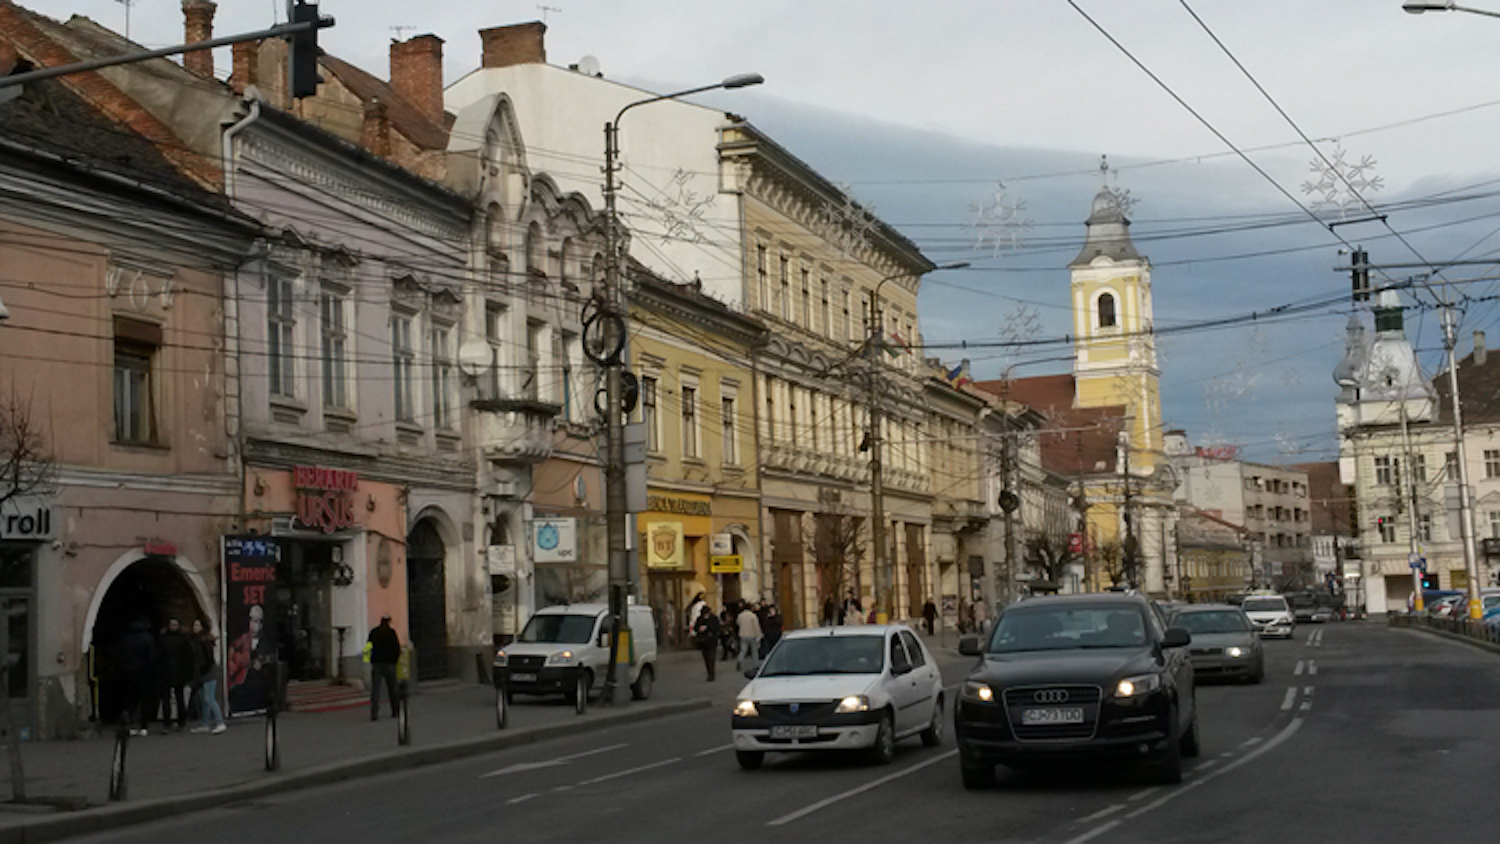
[
  {"left": 891, "top": 656, "right": 911, "bottom": 676},
  {"left": 743, "top": 667, "right": 757, "bottom": 680},
  {"left": 1161, "top": 627, "right": 1191, "bottom": 649},
  {"left": 958, "top": 635, "right": 982, "bottom": 656}
]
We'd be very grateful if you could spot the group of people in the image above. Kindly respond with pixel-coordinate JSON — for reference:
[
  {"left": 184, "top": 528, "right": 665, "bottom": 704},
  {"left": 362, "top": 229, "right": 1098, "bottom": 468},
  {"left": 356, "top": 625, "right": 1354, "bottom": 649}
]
[
  {"left": 686, "top": 594, "right": 783, "bottom": 681},
  {"left": 114, "top": 616, "right": 227, "bottom": 737}
]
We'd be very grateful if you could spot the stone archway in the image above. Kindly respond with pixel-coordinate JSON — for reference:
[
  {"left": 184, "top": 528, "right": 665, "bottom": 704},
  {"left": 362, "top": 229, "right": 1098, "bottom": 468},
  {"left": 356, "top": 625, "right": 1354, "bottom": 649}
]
[
  {"left": 406, "top": 519, "right": 449, "bottom": 680},
  {"left": 88, "top": 554, "right": 208, "bottom": 724}
]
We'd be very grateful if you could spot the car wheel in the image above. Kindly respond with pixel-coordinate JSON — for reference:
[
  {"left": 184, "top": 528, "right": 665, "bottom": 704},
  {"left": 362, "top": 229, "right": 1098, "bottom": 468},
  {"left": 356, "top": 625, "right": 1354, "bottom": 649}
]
[
  {"left": 571, "top": 671, "right": 590, "bottom": 715},
  {"left": 960, "top": 755, "right": 995, "bottom": 790},
  {"left": 495, "top": 687, "right": 509, "bottom": 730},
  {"left": 1154, "top": 712, "right": 1183, "bottom": 784},
  {"left": 630, "top": 665, "right": 654, "bottom": 700},
  {"left": 1180, "top": 710, "right": 1201, "bottom": 759},
  {"left": 1250, "top": 657, "right": 1265, "bottom": 684},
  {"left": 868, "top": 710, "right": 896, "bottom": 765},
  {"left": 736, "top": 750, "right": 764, "bottom": 771},
  {"left": 920, "top": 694, "right": 944, "bottom": 747}
]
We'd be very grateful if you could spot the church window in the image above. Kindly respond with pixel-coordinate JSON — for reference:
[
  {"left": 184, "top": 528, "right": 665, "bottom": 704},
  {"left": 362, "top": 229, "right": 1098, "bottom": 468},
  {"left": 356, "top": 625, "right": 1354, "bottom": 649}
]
[{"left": 1097, "top": 292, "right": 1117, "bottom": 328}]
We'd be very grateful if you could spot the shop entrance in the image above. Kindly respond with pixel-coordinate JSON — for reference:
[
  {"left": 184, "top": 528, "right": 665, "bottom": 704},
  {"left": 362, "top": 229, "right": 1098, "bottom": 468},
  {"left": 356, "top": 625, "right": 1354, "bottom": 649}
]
[
  {"left": 646, "top": 572, "right": 701, "bottom": 651},
  {"left": 89, "top": 555, "right": 203, "bottom": 725},
  {"left": 0, "top": 545, "right": 34, "bottom": 734},
  {"left": 274, "top": 542, "right": 333, "bottom": 681},
  {"left": 407, "top": 520, "right": 449, "bottom": 680}
]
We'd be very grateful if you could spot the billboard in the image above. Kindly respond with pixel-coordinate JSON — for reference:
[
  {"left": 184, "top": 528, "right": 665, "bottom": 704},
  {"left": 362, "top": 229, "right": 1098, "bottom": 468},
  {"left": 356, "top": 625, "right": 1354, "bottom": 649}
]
[{"left": 223, "top": 536, "right": 280, "bottom": 715}]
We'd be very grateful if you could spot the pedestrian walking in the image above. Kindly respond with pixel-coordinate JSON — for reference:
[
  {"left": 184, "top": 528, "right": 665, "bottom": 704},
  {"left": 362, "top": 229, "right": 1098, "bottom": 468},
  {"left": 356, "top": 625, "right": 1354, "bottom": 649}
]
[
  {"left": 760, "top": 603, "right": 783, "bottom": 658},
  {"left": 719, "top": 604, "right": 737, "bottom": 661},
  {"left": 923, "top": 597, "right": 938, "bottom": 635},
  {"left": 156, "top": 617, "right": 194, "bottom": 732},
  {"left": 736, "top": 602, "right": 763, "bottom": 674},
  {"left": 843, "top": 592, "right": 864, "bottom": 626},
  {"left": 692, "top": 606, "right": 720, "bottom": 680},
  {"left": 821, "top": 595, "right": 836, "bottom": 627},
  {"left": 367, "top": 614, "right": 401, "bottom": 721},
  {"left": 116, "top": 617, "right": 158, "bottom": 736},
  {"left": 189, "top": 619, "right": 228, "bottom": 734},
  {"left": 685, "top": 592, "right": 706, "bottom": 647}
]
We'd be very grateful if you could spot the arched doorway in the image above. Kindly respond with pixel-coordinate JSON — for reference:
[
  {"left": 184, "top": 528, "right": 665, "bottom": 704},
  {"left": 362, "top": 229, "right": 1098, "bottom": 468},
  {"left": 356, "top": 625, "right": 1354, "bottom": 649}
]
[
  {"left": 90, "top": 556, "right": 204, "bottom": 724},
  {"left": 406, "top": 520, "right": 448, "bottom": 680}
]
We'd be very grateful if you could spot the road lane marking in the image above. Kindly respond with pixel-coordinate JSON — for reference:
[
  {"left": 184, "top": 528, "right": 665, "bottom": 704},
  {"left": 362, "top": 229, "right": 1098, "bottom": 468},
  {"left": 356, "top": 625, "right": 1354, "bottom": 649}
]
[
  {"left": 506, "top": 794, "right": 538, "bottom": 805},
  {"left": 1076, "top": 804, "right": 1126, "bottom": 824},
  {"left": 481, "top": 743, "right": 629, "bottom": 778},
  {"left": 1239, "top": 737, "right": 1262, "bottom": 748},
  {"left": 1280, "top": 687, "right": 1297, "bottom": 711},
  {"left": 1116, "top": 717, "right": 1306, "bottom": 822},
  {"left": 1294, "top": 660, "right": 1305, "bottom": 676},
  {"left": 1192, "top": 759, "right": 1219, "bottom": 772},
  {"left": 695, "top": 744, "right": 733, "bottom": 757},
  {"left": 767, "top": 749, "right": 958, "bottom": 826},
  {"left": 1127, "top": 787, "right": 1160, "bottom": 801},
  {"left": 1304, "top": 686, "right": 1314, "bottom": 697},
  {"left": 1308, "top": 661, "right": 1318, "bottom": 676},
  {"left": 578, "top": 757, "right": 681, "bottom": 786},
  {"left": 553, "top": 785, "right": 573, "bottom": 792},
  {"left": 1300, "top": 700, "right": 1312, "bottom": 712},
  {"left": 1062, "top": 819, "right": 1122, "bottom": 844}
]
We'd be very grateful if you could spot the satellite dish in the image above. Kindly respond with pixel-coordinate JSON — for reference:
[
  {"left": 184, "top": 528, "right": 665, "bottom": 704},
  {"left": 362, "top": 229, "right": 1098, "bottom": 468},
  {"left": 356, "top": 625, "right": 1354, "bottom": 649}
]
[
  {"left": 577, "top": 55, "right": 601, "bottom": 77},
  {"left": 458, "top": 338, "right": 492, "bottom": 377}
]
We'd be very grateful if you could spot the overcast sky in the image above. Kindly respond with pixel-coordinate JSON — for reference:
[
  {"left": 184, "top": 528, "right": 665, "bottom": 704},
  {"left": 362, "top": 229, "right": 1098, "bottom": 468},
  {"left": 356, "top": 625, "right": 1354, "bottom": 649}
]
[{"left": 55, "top": 0, "right": 1500, "bottom": 463}]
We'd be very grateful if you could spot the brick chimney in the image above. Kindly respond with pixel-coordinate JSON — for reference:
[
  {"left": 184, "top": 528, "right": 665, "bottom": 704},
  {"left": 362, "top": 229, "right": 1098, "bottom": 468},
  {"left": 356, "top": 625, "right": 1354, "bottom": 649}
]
[
  {"left": 182, "top": 0, "right": 217, "bottom": 78},
  {"left": 362, "top": 98, "right": 391, "bottom": 158},
  {"left": 390, "top": 35, "right": 444, "bottom": 126},
  {"left": 1476, "top": 330, "right": 1487, "bottom": 366},
  {"left": 230, "top": 40, "right": 259, "bottom": 95},
  {"left": 479, "top": 22, "right": 546, "bottom": 69}
]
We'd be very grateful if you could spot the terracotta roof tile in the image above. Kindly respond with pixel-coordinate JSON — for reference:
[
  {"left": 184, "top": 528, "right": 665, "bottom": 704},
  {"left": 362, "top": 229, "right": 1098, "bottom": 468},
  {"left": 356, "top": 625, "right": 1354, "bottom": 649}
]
[
  {"left": 972, "top": 374, "right": 1126, "bottom": 476},
  {"left": 319, "top": 54, "right": 451, "bottom": 151}
]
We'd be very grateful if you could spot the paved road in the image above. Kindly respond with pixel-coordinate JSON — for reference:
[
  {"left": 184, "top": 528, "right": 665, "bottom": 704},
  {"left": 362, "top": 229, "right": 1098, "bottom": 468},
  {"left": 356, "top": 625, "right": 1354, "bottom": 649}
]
[{"left": 68, "top": 622, "right": 1500, "bottom": 843}]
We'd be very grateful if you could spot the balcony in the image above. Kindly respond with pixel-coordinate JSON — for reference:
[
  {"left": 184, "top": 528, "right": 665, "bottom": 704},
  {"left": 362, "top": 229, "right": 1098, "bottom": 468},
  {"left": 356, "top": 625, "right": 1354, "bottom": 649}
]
[{"left": 472, "top": 397, "right": 560, "bottom": 464}]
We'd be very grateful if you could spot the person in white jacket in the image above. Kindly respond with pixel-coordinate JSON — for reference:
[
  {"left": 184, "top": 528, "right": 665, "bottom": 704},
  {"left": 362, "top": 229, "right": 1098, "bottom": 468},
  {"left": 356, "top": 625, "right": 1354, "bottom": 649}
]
[
  {"left": 736, "top": 603, "right": 763, "bottom": 673},
  {"left": 685, "top": 593, "right": 706, "bottom": 646}
]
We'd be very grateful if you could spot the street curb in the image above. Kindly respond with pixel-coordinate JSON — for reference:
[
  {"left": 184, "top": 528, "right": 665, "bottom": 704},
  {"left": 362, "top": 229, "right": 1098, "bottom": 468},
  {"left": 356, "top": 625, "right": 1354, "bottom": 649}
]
[
  {"left": 1389, "top": 619, "right": 1500, "bottom": 657},
  {"left": 0, "top": 698, "right": 712, "bottom": 844}
]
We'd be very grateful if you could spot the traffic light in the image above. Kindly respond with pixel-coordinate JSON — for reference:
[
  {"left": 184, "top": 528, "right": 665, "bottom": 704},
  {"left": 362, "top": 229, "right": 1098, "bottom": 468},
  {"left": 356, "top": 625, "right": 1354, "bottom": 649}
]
[
  {"left": 1421, "top": 573, "right": 1439, "bottom": 591},
  {"left": 289, "top": 1, "right": 323, "bottom": 99},
  {"left": 1350, "top": 248, "right": 1370, "bottom": 302}
]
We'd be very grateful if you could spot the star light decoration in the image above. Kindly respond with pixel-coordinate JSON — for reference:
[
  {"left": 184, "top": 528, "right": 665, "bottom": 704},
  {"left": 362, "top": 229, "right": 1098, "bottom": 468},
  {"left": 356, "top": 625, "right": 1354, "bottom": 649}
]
[
  {"left": 966, "top": 181, "right": 1033, "bottom": 258},
  {"left": 1301, "top": 144, "right": 1383, "bottom": 221},
  {"left": 642, "top": 168, "right": 716, "bottom": 244},
  {"left": 1202, "top": 329, "right": 1301, "bottom": 414}
]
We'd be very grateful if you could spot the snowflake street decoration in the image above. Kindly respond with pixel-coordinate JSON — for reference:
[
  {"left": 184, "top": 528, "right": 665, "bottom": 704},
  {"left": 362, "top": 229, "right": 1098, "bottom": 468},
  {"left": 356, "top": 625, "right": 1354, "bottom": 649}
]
[
  {"left": 642, "top": 168, "right": 715, "bottom": 244},
  {"left": 1274, "top": 427, "right": 1312, "bottom": 457},
  {"left": 817, "top": 183, "right": 877, "bottom": 257},
  {"left": 966, "top": 181, "right": 1033, "bottom": 258},
  {"left": 1301, "top": 144, "right": 1383, "bottom": 221}
]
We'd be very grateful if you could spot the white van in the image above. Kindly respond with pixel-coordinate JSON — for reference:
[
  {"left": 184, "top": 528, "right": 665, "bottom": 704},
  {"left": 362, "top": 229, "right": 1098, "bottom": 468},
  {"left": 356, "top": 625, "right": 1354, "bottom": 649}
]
[
  {"left": 1241, "top": 593, "right": 1294, "bottom": 639},
  {"left": 493, "top": 603, "right": 658, "bottom": 710}
]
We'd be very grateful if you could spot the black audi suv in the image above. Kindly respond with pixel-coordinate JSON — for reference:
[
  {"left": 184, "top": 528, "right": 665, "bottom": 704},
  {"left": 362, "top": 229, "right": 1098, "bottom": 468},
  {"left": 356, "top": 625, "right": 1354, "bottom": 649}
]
[{"left": 954, "top": 592, "right": 1198, "bottom": 788}]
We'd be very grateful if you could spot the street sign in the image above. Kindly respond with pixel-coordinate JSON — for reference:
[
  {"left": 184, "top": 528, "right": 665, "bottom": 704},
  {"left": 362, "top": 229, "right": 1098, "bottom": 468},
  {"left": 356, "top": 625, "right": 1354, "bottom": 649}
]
[
  {"left": 1408, "top": 553, "right": 1425, "bottom": 570},
  {"left": 710, "top": 554, "right": 742, "bottom": 574}
]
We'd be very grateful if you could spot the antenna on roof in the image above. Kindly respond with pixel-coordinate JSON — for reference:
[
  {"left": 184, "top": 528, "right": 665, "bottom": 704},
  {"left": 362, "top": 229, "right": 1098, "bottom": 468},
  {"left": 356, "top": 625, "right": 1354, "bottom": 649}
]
[
  {"left": 391, "top": 25, "right": 416, "bottom": 41},
  {"left": 538, "top": 5, "right": 562, "bottom": 22}
]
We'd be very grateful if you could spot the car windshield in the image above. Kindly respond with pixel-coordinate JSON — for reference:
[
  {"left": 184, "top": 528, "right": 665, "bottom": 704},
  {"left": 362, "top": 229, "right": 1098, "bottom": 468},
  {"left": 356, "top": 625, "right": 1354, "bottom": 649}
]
[
  {"left": 1242, "top": 598, "right": 1287, "bottom": 613},
  {"left": 988, "top": 606, "right": 1148, "bottom": 653},
  {"left": 758, "top": 635, "right": 885, "bottom": 676},
  {"left": 1172, "top": 610, "right": 1250, "bottom": 634},
  {"left": 518, "top": 614, "right": 596, "bottom": 644}
]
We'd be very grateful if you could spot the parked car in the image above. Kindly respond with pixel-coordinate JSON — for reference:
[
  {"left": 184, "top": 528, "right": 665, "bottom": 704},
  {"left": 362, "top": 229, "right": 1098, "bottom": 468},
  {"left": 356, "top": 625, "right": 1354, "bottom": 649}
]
[
  {"left": 1168, "top": 604, "right": 1264, "bottom": 684},
  {"left": 493, "top": 603, "right": 657, "bottom": 719},
  {"left": 954, "top": 592, "right": 1199, "bottom": 788},
  {"left": 731, "top": 625, "right": 944, "bottom": 770},
  {"left": 1427, "top": 593, "right": 1465, "bottom": 618},
  {"left": 1241, "top": 594, "right": 1295, "bottom": 639}
]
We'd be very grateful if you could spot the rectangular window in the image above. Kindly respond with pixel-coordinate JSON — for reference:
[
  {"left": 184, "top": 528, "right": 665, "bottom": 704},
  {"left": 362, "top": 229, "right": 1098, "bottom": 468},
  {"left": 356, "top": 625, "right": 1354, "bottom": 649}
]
[
  {"left": 484, "top": 303, "right": 505, "bottom": 400},
  {"left": 820, "top": 278, "right": 830, "bottom": 337},
  {"left": 682, "top": 383, "right": 699, "bottom": 458},
  {"left": 1489, "top": 511, "right": 1500, "bottom": 539},
  {"left": 113, "top": 320, "right": 158, "bottom": 444},
  {"left": 268, "top": 276, "right": 296, "bottom": 397},
  {"left": 430, "top": 324, "right": 453, "bottom": 430},
  {"left": 1486, "top": 449, "right": 1500, "bottom": 479},
  {"left": 722, "top": 394, "right": 738, "bottom": 464},
  {"left": 392, "top": 314, "right": 415, "bottom": 423},
  {"left": 524, "top": 321, "right": 544, "bottom": 401},
  {"left": 643, "top": 376, "right": 660, "bottom": 452},
  {"left": 779, "top": 256, "right": 791, "bottom": 322},
  {"left": 756, "top": 244, "right": 769, "bottom": 313},
  {"left": 560, "top": 332, "right": 580, "bottom": 422},
  {"left": 320, "top": 288, "right": 348, "bottom": 409},
  {"left": 809, "top": 392, "right": 821, "bottom": 452},
  {"left": 1374, "top": 456, "right": 1396, "bottom": 486},
  {"left": 801, "top": 266, "right": 812, "bottom": 328},
  {"left": 1420, "top": 514, "right": 1433, "bottom": 543},
  {"left": 1413, "top": 454, "right": 1427, "bottom": 484},
  {"left": 841, "top": 289, "right": 852, "bottom": 342},
  {"left": 1379, "top": 516, "right": 1397, "bottom": 544},
  {"left": 764, "top": 375, "right": 776, "bottom": 445},
  {"left": 1447, "top": 451, "right": 1459, "bottom": 479}
]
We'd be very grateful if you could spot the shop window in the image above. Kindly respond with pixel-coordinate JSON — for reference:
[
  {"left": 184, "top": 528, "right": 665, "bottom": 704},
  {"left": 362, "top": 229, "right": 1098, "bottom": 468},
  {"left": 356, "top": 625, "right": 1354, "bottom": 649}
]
[{"left": 113, "top": 317, "right": 160, "bottom": 445}]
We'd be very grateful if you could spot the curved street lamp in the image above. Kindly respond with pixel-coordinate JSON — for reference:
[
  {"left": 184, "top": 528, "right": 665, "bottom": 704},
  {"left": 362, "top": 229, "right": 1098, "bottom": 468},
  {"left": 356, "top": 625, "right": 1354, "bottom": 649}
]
[
  {"left": 1403, "top": 1, "right": 1500, "bottom": 17},
  {"left": 598, "top": 73, "right": 762, "bottom": 702}
]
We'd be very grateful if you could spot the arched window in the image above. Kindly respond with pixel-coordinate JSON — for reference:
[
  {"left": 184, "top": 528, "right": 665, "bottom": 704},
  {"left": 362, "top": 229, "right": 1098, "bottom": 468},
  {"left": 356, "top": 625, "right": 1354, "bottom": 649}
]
[
  {"left": 1097, "top": 292, "right": 1117, "bottom": 328},
  {"left": 526, "top": 222, "right": 545, "bottom": 279}
]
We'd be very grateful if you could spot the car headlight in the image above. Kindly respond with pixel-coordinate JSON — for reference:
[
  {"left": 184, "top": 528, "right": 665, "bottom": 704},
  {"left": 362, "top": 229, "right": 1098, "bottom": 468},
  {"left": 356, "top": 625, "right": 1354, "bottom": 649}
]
[
  {"left": 962, "top": 680, "right": 996, "bottom": 703},
  {"left": 493, "top": 649, "right": 507, "bottom": 667},
  {"left": 1226, "top": 646, "right": 1246, "bottom": 658},
  {"left": 544, "top": 650, "right": 575, "bottom": 666},
  {"left": 1114, "top": 673, "right": 1162, "bottom": 698},
  {"left": 834, "top": 695, "right": 870, "bottom": 714},
  {"left": 733, "top": 699, "right": 759, "bottom": 718}
]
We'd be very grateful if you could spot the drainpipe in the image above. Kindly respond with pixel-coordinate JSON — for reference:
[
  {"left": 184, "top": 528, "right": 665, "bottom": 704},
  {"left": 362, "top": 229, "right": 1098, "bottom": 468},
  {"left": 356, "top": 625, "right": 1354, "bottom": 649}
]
[{"left": 221, "top": 98, "right": 261, "bottom": 522}]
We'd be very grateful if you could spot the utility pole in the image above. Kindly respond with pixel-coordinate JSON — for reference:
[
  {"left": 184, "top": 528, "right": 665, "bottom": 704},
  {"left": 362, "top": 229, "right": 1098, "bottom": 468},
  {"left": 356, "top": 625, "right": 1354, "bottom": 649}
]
[
  {"left": 866, "top": 292, "right": 890, "bottom": 623},
  {"left": 1441, "top": 302, "right": 1485, "bottom": 619},
  {"left": 1398, "top": 399, "right": 1425, "bottom": 611},
  {"left": 1120, "top": 425, "right": 1136, "bottom": 589}
]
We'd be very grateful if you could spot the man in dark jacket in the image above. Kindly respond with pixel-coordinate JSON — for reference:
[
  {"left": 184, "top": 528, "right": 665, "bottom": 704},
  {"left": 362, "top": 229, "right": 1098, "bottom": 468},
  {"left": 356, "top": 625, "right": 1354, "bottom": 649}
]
[
  {"left": 367, "top": 614, "right": 401, "bottom": 720},
  {"left": 157, "top": 617, "right": 195, "bottom": 732},
  {"left": 691, "top": 607, "right": 720, "bottom": 681},
  {"left": 116, "top": 618, "right": 158, "bottom": 736}
]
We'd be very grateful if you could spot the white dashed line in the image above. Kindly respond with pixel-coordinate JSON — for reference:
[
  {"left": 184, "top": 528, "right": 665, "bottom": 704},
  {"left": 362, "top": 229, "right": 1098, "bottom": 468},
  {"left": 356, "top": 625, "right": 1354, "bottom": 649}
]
[
  {"left": 1304, "top": 686, "right": 1315, "bottom": 697},
  {"left": 1076, "top": 805, "right": 1126, "bottom": 824},
  {"left": 767, "top": 750, "right": 958, "bottom": 826},
  {"left": 1308, "top": 661, "right": 1318, "bottom": 676},
  {"left": 1127, "top": 787, "right": 1160, "bottom": 802},
  {"left": 578, "top": 757, "right": 681, "bottom": 786},
  {"left": 694, "top": 744, "right": 733, "bottom": 757},
  {"left": 1294, "top": 660, "right": 1305, "bottom": 676},
  {"left": 1061, "top": 819, "right": 1123, "bottom": 844},
  {"left": 1280, "top": 687, "right": 1298, "bottom": 711},
  {"left": 506, "top": 793, "right": 538, "bottom": 805}
]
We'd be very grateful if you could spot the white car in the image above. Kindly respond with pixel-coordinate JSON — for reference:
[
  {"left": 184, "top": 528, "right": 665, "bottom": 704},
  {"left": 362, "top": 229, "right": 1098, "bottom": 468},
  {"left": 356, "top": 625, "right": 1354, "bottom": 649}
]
[
  {"left": 1241, "top": 594, "right": 1295, "bottom": 639},
  {"left": 730, "top": 625, "right": 944, "bottom": 769}
]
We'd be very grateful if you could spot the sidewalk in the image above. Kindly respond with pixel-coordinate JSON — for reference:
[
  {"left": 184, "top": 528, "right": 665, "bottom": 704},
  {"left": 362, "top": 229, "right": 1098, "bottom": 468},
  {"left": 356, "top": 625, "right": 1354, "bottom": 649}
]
[{"left": 0, "top": 649, "right": 719, "bottom": 843}]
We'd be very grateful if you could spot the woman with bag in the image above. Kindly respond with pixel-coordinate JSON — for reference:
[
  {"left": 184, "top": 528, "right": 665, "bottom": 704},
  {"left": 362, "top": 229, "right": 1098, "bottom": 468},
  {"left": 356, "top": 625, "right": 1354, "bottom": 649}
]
[{"left": 189, "top": 619, "right": 227, "bottom": 734}]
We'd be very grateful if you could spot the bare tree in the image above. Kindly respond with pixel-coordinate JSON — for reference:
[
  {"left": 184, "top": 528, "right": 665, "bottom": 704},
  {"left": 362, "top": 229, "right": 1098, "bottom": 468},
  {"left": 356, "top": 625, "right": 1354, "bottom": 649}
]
[
  {"left": 1023, "top": 528, "right": 1073, "bottom": 588},
  {"left": 804, "top": 509, "right": 866, "bottom": 623},
  {"left": 1093, "top": 540, "right": 1125, "bottom": 590},
  {"left": 0, "top": 386, "right": 56, "bottom": 509}
]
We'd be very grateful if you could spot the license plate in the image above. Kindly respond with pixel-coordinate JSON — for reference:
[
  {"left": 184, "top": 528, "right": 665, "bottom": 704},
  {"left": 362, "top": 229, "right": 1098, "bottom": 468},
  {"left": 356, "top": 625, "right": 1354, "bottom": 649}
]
[
  {"left": 510, "top": 672, "right": 537, "bottom": 683},
  {"left": 1022, "top": 707, "right": 1084, "bottom": 725},
  {"left": 770, "top": 725, "right": 819, "bottom": 739}
]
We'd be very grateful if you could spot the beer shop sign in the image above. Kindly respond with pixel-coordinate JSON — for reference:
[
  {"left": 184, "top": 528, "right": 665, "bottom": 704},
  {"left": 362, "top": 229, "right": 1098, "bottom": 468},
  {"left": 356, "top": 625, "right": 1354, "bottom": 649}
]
[{"left": 293, "top": 465, "right": 359, "bottom": 534}]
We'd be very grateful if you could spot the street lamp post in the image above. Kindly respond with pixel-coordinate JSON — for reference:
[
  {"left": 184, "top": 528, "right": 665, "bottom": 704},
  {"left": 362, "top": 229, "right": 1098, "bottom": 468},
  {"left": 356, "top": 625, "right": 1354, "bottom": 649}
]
[
  {"left": 865, "top": 261, "right": 968, "bottom": 623},
  {"left": 599, "top": 72, "right": 761, "bottom": 703},
  {"left": 1403, "top": 1, "right": 1500, "bottom": 18}
]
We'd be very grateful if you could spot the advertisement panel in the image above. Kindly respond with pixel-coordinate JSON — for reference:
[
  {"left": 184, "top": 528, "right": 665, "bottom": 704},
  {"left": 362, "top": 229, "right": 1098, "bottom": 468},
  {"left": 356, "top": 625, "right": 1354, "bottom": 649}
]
[
  {"left": 223, "top": 536, "right": 280, "bottom": 715},
  {"left": 647, "top": 521, "right": 685, "bottom": 569},
  {"left": 532, "top": 518, "right": 578, "bottom": 563}
]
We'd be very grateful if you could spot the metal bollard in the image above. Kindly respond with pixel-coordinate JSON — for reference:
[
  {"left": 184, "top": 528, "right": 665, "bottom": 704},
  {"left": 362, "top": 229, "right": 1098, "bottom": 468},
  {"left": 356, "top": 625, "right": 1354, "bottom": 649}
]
[
  {"left": 396, "top": 680, "right": 410, "bottom": 746},
  {"left": 108, "top": 725, "right": 129, "bottom": 801},
  {"left": 265, "top": 706, "right": 280, "bottom": 772}
]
